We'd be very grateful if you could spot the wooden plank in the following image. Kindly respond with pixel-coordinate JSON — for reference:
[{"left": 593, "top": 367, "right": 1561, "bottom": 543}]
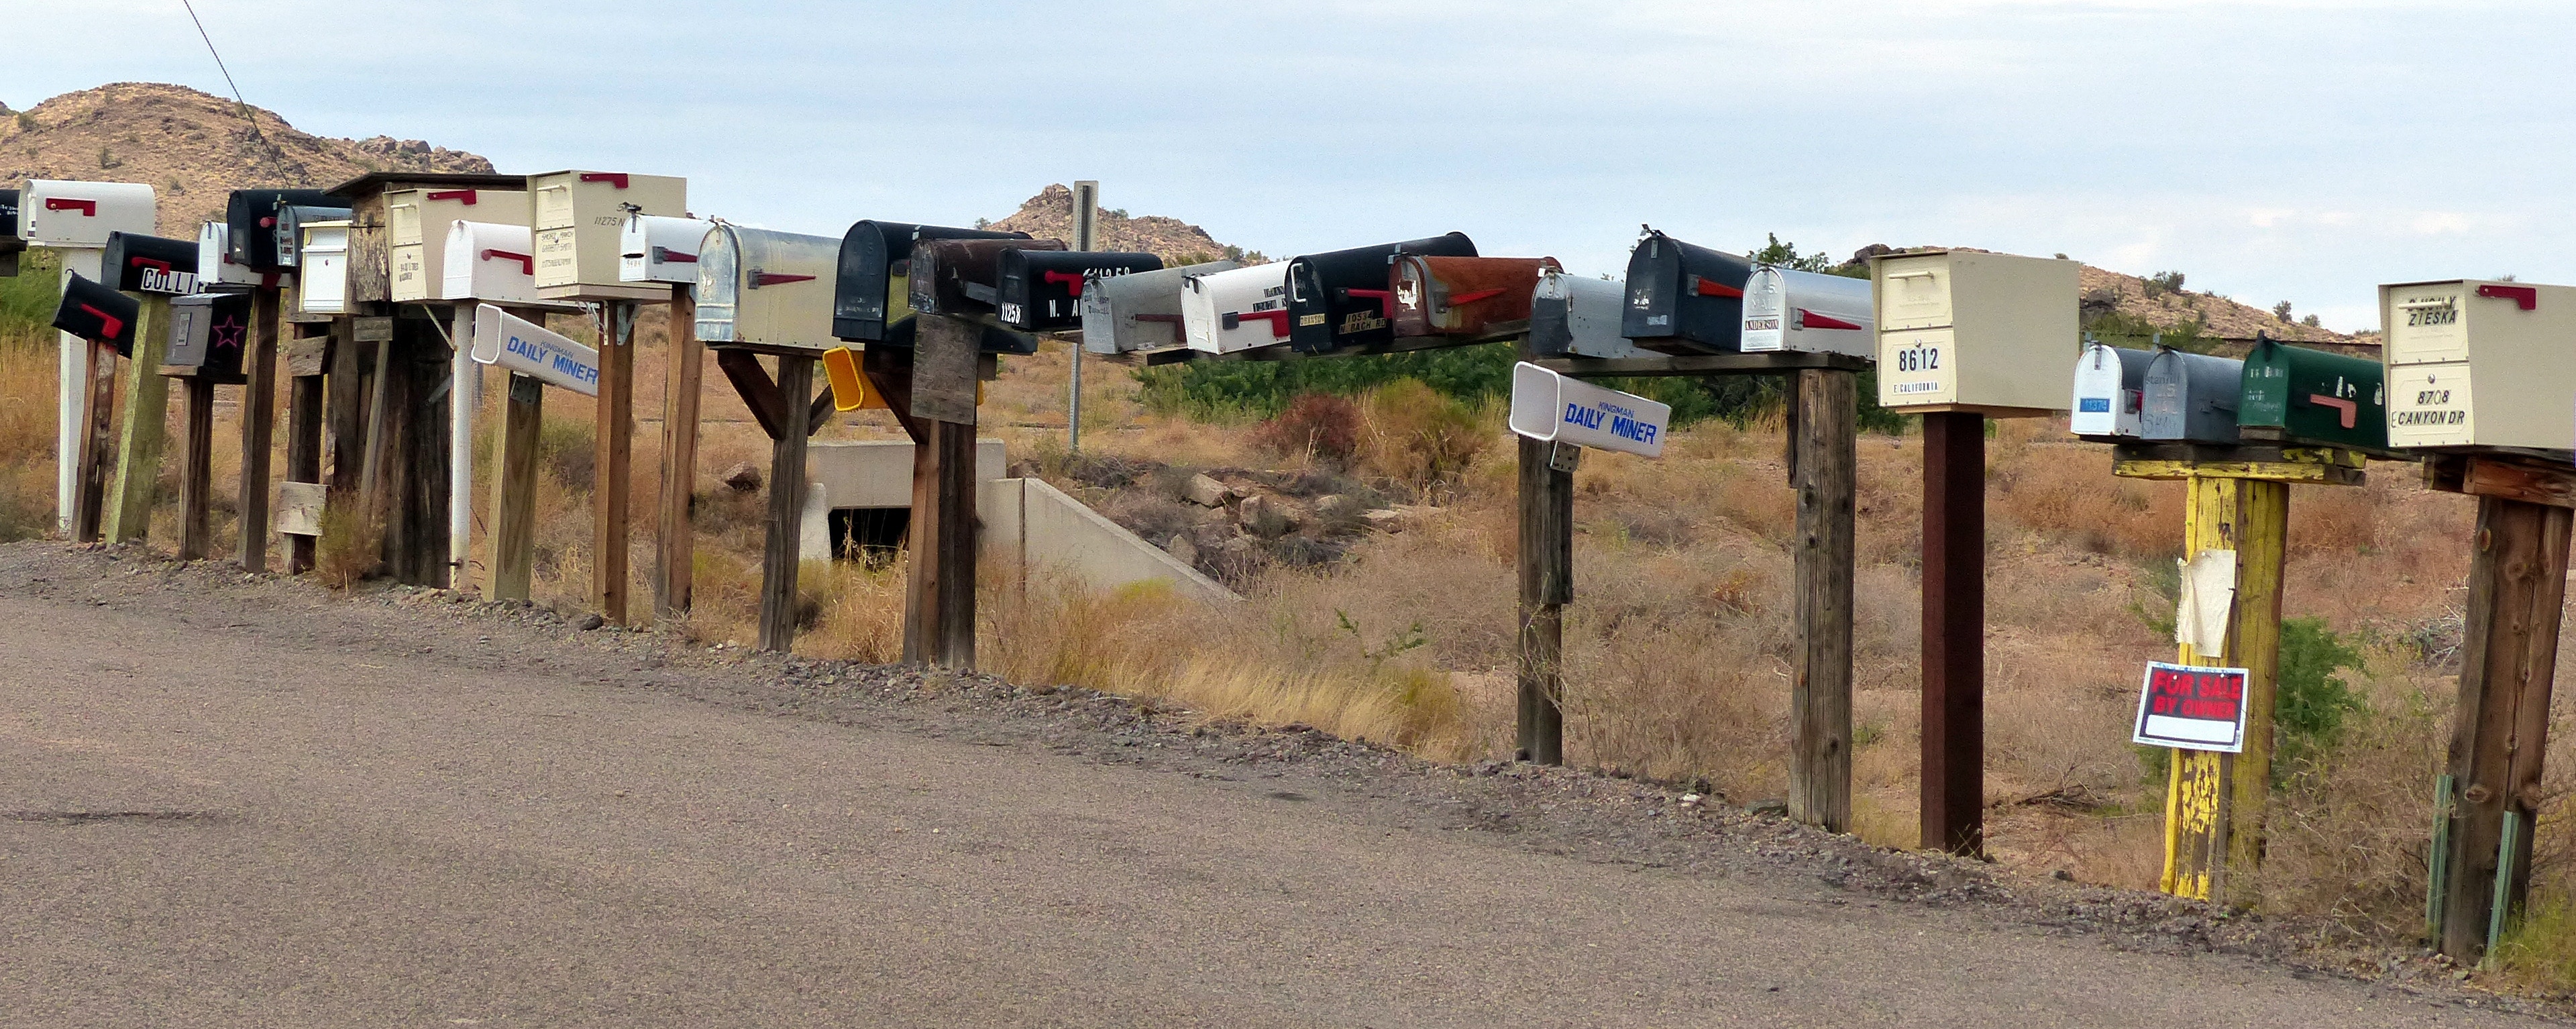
[
  {"left": 235, "top": 287, "right": 280, "bottom": 571},
  {"left": 397, "top": 325, "right": 451, "bottom": 586},
  {"left": 276, "top": 482, "right": 326, "bottom": 537},
  {"left": 757, "top": 355, "right": 814, "bottom": 653},
  {"left": 105, "top": 296, "right": 172, "bottom": 544},
  {"left": 326, "top": 323, "right": 368, "bottom": 496},
  {"left": 358, "top": 320, "right": 394, "bottom": 514},
  {"left": 73, "top": 339, "right": 117, "bottom": 543},
  {"left": 488, "top": 374, "right": 543, "bottom": 602},
  {"left": 2438, "top": 496, "right": 2572, "bottom": 959},
  {"left": 906, "top": 419, "right": 979, "bottom": 667},
  {"left": 1919, "top": 411, "right": 1985, "bottom": 856},
  {"left": 285, "top": 331, "right": 331, "bottom": 378},
  {"left": 2113, "top": 458, "right": 2363, "bottom": 487},
  {"left": 594, "top": 301, "right": 636, "bottom": 624},
  {"left": 284, "top": 323, "right": 332, "bottom": 574},
  {"left": 716, "top": 348, "right": 787, "bottom": 441},
  {"left": 2462, "top": 458, "right": 2576, "bottom": 509},
  {"left": 176, "top": 380, "right": 217, "bottom": 561},
  {"left": 1788, "top": 368, "right": 1857, "bottom": 832},
  {"left": 1515, "top": 433, "right": 1570, "bottom": 765},
  {"left": 2229, "top": 480, "right": 2291, "bottom": 883},
  {"left": 654, "top": 285, "right": 702, "bottom": 620},
  {"left": 911, "top": 314, "right": 980, "bottom": 425},
  {"left": 1534, "top": 350, "right": 1870, "bottom": 379}
]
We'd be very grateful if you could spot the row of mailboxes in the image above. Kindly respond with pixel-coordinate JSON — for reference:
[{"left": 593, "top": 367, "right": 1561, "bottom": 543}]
[
  {"left": 2069, "top": 339, "right": 2390, "bottom": 449},
  {"left": 831, "top": 221, "right": 1030, "bottom": 342},
  {"left": 444, "top": 221, "right": 539, "bottom": 304},
  {"left": 1285, "top": 232, "right": 1479, "bottom": 354},
  {"left": 2379, "top": 279, "right": 2576, "bottom": 451},
  {"left": 223, "top": 189, "right": 332, "bottom": 272},
  {"left": 1079, "top": 260, "right": 1241, "bottom": 354},
  {"left": 388, "top": 186, "right": 527, "bottom": 302},
  {"left": 103, "top": 232, "right": 199, "bottom": 295},
  {"left": 529, "top": 170, "right": 687, "bottom": 299},
  {"left": 23, "top": 180, "right": 156, "bottom": 250}
]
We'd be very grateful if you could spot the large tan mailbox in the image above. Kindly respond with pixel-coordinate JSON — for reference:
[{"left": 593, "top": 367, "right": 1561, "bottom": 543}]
[
  {"left": 1871, "top": 248, "right": 2078, "bottom": 413},
  {"left": 695, "top": 224, "right": 840, "bottom": 353},
  {"left": 387, "top": 186, "right": 526, "bottom": 301},
  {"left": 22, "top": 180, "right": 156, "bottom": 248},
  {"left": 527, "top": 170, "right": 686, "bottom": 301},
  {"left": 2381, "top": 279, "right": 2576, "bottom": 451}
]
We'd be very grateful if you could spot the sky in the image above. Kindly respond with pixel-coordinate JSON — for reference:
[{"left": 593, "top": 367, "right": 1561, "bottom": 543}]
[{"left": 14, "top": 0, "right": 2574, "bottom": 332}]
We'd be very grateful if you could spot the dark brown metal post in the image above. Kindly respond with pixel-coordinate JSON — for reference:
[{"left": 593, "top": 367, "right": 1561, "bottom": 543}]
[{"left": 1921, "top": 411, "right": 1986, "bottom": 855}]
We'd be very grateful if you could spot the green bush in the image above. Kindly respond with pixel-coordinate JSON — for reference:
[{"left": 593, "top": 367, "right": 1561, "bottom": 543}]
[
  {"left": 0, "top": 248, "right": 62, "bottom": 331},
  {"left": 2275, "top": 616, "right": 2365, "bottom": 777}
]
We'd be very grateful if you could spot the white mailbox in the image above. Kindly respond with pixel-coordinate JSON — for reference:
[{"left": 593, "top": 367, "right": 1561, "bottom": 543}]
[
  {"left": 1079, "top": 259, "right": 1240, "bottom": 354},
  {"left": 694, "top": 224, "right": 839, "bottom": 351},
  {"left": 1181, "top": 263, "right": 1293, "bottom": 354},
  {"left": 1740, "top": 265, "right": 1874, "bottom": 356},
  {"left": 1529, "top": 268, "right": 1639, "bottom": 359},
  {"left": 387, "top": 186, "right": 526, "bottom": 302},
  {"left": 620, "top": 213, "right": 708, "bottom": 284},
  {"left": 443, "top": 221, "right": 539, "bottom": 304},
  {"left": 21, "top": 180, "right": 156, "bottom": 248},
  {"left": 2070, "top": 342, "right": 2155, "bottom": 439},
  {"left": 197, "top": 221, "right": 265, "bottom": 287},
  {"left": 2380, "top": 279, "right": 2576, "bottom": 451},
  {"left": 1872, "top": 249, "right": 2078, "bottom": 413},
  {"left": 527, "top": 170, "right": 686, "bottom": 299},
  {"left": 294, "top": 218, "right": 353, "bottom": 315}
]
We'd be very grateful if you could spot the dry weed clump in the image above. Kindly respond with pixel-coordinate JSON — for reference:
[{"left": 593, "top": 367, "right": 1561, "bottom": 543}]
[
  {"left": 1251, "top": 392, "right": 1360, "bottom": 466},
  {"left": 1355, "top": 379, "right": 1487, "bottom": 490},
  {"left": 313, "top": 493, "right": 384, "bottom": 591},
  {"left": 0, "top": 327, "right": 57, "bottom": 540}
]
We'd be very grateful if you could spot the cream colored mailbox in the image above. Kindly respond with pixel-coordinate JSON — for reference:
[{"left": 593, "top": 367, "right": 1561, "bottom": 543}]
[
  {"left": 620, "top": 213, "right": 708, "bottom": 284},
  {"left": 21, "top": 180, "right": 156, "bottom": 247},
  {"left": 387, "top": 186, "right": 526, "bottom": 301},
  {"left": 294, "top": 217, "right": 354, "bottom": 315},
  {"left": 1871, "top": 249, "right": 2078, "bottom": 413},
  {"left": 2381, "top": 279, "right": 2576, "bottom": 451},
  {"left": 443, "top": 221, "right": 539, "bottom": 304},
  {"left": 694, "top": 224, "right": 839, "bottom": 352},
  {"left": 527, "top": 170, "right": 686, "bottom": 300}
]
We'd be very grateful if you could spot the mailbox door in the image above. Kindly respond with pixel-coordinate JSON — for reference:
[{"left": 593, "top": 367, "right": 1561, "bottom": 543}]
[
  {"left": 225, "top": 189, "right": 333, "bottom": 270},
  {"left": 1529, "top": 270, "right": 1638, "bottom": 359},
  {"left": 2237, "top": 338, "right": 2385, "bottom": 449},
  {"left": 297, "top": 223, "right": 353, "bottom": 315},
  {"left": 695, "top": 226, "right": 742, "bottom": 343},
  {"left": 1741, "top": 266, "right": 1875, "bottom": 356},
  {"left": 2140, "top": 349, "right": 2244, "bottom": 443},
  {"left": 2380, "top": 281, "right": 2469, "bottom": 366},
  {"left": 730, "top": 227, "right": 842, "bottom": 350},
  {"left": 2386, "top": 363, "right": 2475, "bottom": 447},
  {"left": 2069, "top": 343, "right": 2153, "bottom": 438},
  {"left": 1079, "top": 260, "right": 1239, "bottom": 354},
  {"left": 1619, "top": 230, "right": 1752, "bottom": 351},
  {"left": 24, "top": 180, "right": 156, "bottom": 248},
  {"left": 1391, "top": 256, "right": 1555, "bottom": 337},
  {"left": 831, "top": 221, "right": 1030, "bottom": 342},
  {"left": 908, "top": 237, "right": 1065, "bottom": 318},
  {"left": 443, "top": 221, "right": 537, "bottom": 303},
  {"left": 1283, "top": 232, "right": 1478, "bottom": 353},
  {"left": 104, "top": 232, "right": 201, "bottom": 294},
  {"left": 1183, "top": 264, "right": 1294, "bottom": 354},
  {"left": 54, "top": 274, "right": 140, "bottom": 355},
  {"left": 1876, "top": 254, "right": 1954, "bottom": 331},
  {"left": 996, "top": 249, "right": 1162, "bottom": 331},
  {"left": 528, "top": 171, "right": 687, "bottom": 290}
]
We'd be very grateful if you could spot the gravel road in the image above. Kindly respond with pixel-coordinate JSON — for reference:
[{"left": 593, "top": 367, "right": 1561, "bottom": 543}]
[{"left": 0, "top": 543, "right": 2553, "bottom": 1026}]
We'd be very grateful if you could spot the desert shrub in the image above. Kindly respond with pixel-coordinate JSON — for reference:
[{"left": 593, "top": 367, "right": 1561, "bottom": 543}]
[
  {"left": 314, "top": 491, "right": 384, "bottom": 590},
  {"left": 1356, "top": 379, "right": 1486, "bottom": 488},
  {"left": 2275, "top": 616, "right": 2365, "bottom": 778},
  {"left": 538, "top": 415, "right": 596, "bottom": 488},
  {"left": 1251, "top": 392, "right": 1359, "bottom": 464},
  {"left": 2144, "top": 270, "right": 2188, "bottom": 296}
]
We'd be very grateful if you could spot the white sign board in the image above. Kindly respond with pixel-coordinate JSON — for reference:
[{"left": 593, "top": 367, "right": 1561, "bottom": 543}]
[
  {"left": 470, "top": 304, "right": 600, "bottom": 396},
  {"left": 2131, "top": 661, "right": 2251, "bottom": 752},
  {"left": 1507, "top": 361, "right": 1671, "bottom": 458}
]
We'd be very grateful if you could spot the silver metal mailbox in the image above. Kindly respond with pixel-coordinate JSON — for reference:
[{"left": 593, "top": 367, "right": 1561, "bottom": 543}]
[
  {"left": 1079, "top": 260, "right": 1240, "bottom": 354},
  {"left": 695, "top": 224, "right": 841, "bottom": 352},
  {"left": 2139, "top": 348, "right": 2245, "bottom": 443},
  {"left": 1529, "top": 268, "right": 1639, "bottom": 359},
  {"left": 1739, "top": 266, "right": 1873, "bottom": 356},
  {"left": 2069, "top": 342, "right": 2153, "bottom": 439}
]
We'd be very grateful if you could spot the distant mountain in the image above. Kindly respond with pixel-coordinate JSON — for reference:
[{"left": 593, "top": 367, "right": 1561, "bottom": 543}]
[
  {"left": 0, "top": 82, "right": 492, "bottom": 237},
  {"left": 987, "top": 184, "right": 1249, "bottom": 265}
]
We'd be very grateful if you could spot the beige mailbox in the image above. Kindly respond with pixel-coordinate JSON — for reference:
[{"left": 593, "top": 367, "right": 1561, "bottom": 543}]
[
  {"left": 387, "top": 186, "right": 526, "bottom": 301},
  {"left": 1871, "top": 248, "right": 2078, "bottom": 413},
  {"left": 526, "top": 170, "right": 686, "bottom": 301},
  {"left": 2380, "top": 279, "right": 2576, "bottom": 451},
  {"left": 294, "top": 217, "right": 355, "bottom": 315}
]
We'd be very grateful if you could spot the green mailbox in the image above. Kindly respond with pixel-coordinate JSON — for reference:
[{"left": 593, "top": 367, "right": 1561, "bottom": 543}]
[{"left": 2237, "top": 335, "right": 2387, "bottom": 450}]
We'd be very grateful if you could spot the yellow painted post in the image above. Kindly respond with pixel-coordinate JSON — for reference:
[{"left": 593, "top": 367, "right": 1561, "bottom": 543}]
[{"left": 103, "top": 296, "right": 172, "bottom": 543}]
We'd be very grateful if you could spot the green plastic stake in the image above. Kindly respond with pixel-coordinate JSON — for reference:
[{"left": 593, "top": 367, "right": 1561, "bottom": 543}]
[
  {"left": 2428, "top": 773, "right": 2453, "bottom": 944},
  {"left": 2485, "top": 808, "right": 2523, "bottom": 971}
]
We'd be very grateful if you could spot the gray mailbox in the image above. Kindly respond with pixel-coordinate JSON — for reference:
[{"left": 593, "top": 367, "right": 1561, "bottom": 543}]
[{"left": 2139, "top": 348, "right": 2245, "bottom": 443}]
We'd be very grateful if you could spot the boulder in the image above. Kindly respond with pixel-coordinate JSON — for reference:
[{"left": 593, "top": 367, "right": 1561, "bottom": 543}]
[
  {"left": 1183, "top": 473, "right": 1235, "bottom": 508},
  {"left": 720, "top": 462, "right": 763, "bottom": 492}
]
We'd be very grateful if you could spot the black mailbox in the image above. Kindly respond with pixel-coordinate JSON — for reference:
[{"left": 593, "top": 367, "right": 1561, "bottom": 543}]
[
  {"left": 908, "top": 237, "right": 1067, "bottom": 319},
  {"left": 225, "top": 188, "right": 335, "bottom": 271},
  {"left": 1283, "top": 232, "right": 1478, "bottom": 354},
  {"left": 54, "top": 274, "right": 140, "bottom": 356},
  {"left": 1619, "top": 228, "right": 1753, "bottom": 353},
  {"left": 832, "top": 221, "right": 1030, "bottom": 341},
  {"left": 0, "top": 188, "right": 20, "bottom": 278},
  {"left": 104, "top": 231, "right": 201, "bottom": 294},
  {"left": 166, "top": 292, "right": 252, "bottom": 378},
  {"left": 996, "top": 250, "right": 1163, "bottom": 331}
]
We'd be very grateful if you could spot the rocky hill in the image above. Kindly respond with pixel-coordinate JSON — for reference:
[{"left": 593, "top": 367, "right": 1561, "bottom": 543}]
[
  {"left": 0, "top": 83, "right": 492, "bottom": 237},
  {"left": 987, "top": 184, "right": 1251, "bottom": 264}
]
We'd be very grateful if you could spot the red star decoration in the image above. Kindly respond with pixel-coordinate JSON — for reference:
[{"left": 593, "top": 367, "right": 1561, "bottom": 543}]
[{"left": 210, "top": 313, "right": 246, "bottom": 352}]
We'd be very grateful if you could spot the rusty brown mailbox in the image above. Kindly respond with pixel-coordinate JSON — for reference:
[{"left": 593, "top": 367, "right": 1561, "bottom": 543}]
[{"left": 1391, "top": 255, "right": 1558, "bottom": 338}]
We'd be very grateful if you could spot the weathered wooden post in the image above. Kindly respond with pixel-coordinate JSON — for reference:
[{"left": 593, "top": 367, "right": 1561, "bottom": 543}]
[
  {"left": 1514, "top": 427, "right": 1572, "bottom": 765},
  {"left": 1790, "top": 367, "right": 1858, "bottom": 830},
  {"left": 99, "top": 230, "right": 199, "bottom": 545},
  {"left": 594, "top": 300, "right": 638, "bottom": 620},
  {"left": 162, "top": 290, "right": 254, "bottom": 561},
  {"left": 489, "top": 372, "right": 544, "bottom": 602},
  {"left": 282, "top": 323, "right": 332, "bottom": 572},
  {"left": 905, "top": 313, "right": 981, "bottom": 665},
  {"left": 46, "top": 273, "right": 137, "bottom": 543},
  {"left": 655, "top": 282, "right": 703, "bottom": 618}
]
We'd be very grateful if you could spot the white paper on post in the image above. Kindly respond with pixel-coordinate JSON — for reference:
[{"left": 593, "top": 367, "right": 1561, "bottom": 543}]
[
  {"left": 470, "top": 303, "right": 600, "bottom": 397},
  {"left": 2173, "top": 549, "right": 2238, "bottom": 652}
]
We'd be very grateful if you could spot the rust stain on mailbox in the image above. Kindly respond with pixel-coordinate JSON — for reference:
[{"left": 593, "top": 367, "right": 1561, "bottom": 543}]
[{"left": 1391, "top": 256, "right": 1559, "bottom": 338}]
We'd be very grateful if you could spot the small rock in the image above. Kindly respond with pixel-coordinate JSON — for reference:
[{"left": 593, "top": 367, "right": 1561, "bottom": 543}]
[
  {"left": 576, "top": 613, "right": 606, "bottom": 631},
  {"left": 1750, "top": 799, "right": 1790, "bottom": 817},
  {"left": 1680, "top": 793, "right": 1703, "bottom": 807},
  {"left": 1165, "top": 533, "right": 1199, "bottom": 567},
  {"left": 1183, "top": 473, "right": 1234, "bottom": 508},
  {"left": 2053, "top": 869, "right": 2075, "bottom": 881},
  {"left": 1238, "top": 494, "right": 1299, "bottom": 539},
  {"left": 721, "top": 463, "right": 763, "bottom": 492}
]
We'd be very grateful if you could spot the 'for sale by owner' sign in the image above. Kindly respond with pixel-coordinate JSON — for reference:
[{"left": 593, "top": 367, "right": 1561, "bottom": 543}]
[{"left": 2131, "top": 661, "right": 2251, "bottom": 752}]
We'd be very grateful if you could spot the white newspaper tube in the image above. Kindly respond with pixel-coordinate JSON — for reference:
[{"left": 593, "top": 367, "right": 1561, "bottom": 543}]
[
  {"left": 448, "top": 305, "right": 478, "bottom": 585},
  {"left": 470, "top": 304, "right": 600, "bottom": 396},
  {"left": 1507, "top": 361, "right": 1672, "bottom": 459}
]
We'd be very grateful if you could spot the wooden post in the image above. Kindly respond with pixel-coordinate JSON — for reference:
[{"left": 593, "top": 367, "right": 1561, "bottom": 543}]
[
  {"left": 358, "top": 320, "right": 394, "bottom": 517},
  {"left": 488, "top": 373, "right": 543, "bottom": 602},
  {"left": 594, "top": 301, "right": 637, "bottom": 623},
  {"left": 757, "top": 354, "right": 814, "bottom": 653},
  {"left": 2438, "top": 495, "right": 2572, "bottom": 957},
  {"left": 70, "top": 339, "right": 118, "bottom": 543},
  {"left": 654, "top": 285, "right": 702, "bottom": 620},
  {"left": 1919, "top": 411, "right": 1985, "bottom": 855},
  {"left": 1788, "top": 368, "right": 1856, "bottom": 832},
  {"left": 104, "top": 297, "right": 172, "bottom": 544},
  {"left": 398, "top": 326, "right": 451, "bottom": 585},
  {"left": 2157, "top": 473, "right": 2290, "bottom": 902},
  {"left": 284, "top": 324, "right": 333, "bottom": 575},
  {"left": 177, "top": 378, "right": 217, "bottom": 561},
  {"left": 1515, "top": 433, "right": 1571, "bottom": 765},
  {"left": 235, "top": 287, "right": 280, "bottom": 570},
  {"left": 901, "top": 314, "right": 983, "bottom": 667}
]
